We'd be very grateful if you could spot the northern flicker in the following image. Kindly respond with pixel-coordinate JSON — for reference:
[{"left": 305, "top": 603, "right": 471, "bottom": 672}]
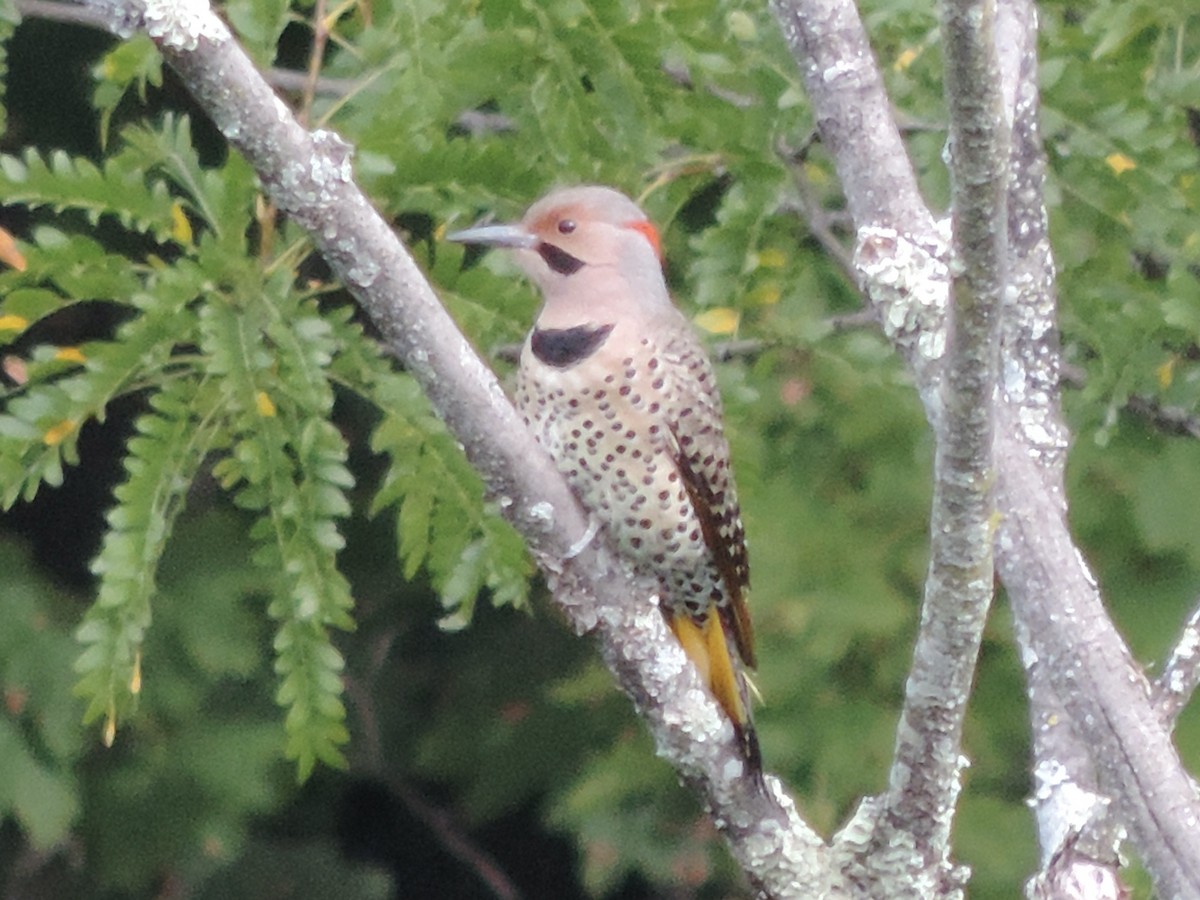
[{"left": 448, "top": 186, "right": 761, "bottom": 782}]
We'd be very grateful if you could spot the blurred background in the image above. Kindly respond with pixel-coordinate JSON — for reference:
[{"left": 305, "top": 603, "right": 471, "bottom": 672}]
[{"left": 2, "top": 0, "right": 1200, "bottom": 897}]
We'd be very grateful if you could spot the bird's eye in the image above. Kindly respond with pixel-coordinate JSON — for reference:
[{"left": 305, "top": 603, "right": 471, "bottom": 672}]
[{"left": 557, "top": 219, "right": 577, "bottom": 235}]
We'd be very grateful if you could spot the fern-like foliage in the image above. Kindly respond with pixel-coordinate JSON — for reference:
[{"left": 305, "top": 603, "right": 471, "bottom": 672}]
[
  {"left": 76, "top": 374, "right": 224, "bottom": 738},
  {"left": 0, "top": 112, "right": 530, "bottom": 777},
  {"left": 331, "top": 314, "right": 533, "bottom": 628},
  {"left": 0, "top": 236, "right": 201, "bottom": 505},
  {"left": 0, "top": 149, "right": 179, "bottom": 242},
  {"left": 202, "top": 277, "right": 356, "bottom": 776}
]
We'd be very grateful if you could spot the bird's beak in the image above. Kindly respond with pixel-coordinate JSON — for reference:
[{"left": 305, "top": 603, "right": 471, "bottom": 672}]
[{"left": 445, "top": 223, "right": 538, "bottom": 249}]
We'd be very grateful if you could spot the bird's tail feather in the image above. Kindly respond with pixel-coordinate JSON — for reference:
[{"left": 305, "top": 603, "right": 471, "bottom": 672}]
[{"left": 668, "top": 612, "right": 765, "bottom": 790}]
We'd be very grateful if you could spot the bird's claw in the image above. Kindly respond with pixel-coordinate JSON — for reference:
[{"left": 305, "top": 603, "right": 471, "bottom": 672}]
[{"left": 564, "top": 517, "right": 601, "bottom": 560}]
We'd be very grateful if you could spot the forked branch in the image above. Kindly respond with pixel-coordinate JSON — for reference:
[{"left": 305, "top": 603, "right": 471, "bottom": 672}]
[{"left": 82, "top": 0, "right": 831, "bottom": 895}]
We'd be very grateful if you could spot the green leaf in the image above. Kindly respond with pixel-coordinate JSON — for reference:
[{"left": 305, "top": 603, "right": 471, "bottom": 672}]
[
  {"left": 92, "top": 34, "right": 163, "bottom": 145},
  {"left": 0, "top": 718, "right": 78, "bottom": 850},
  {"left": 0, "top": 147, "right": 178, "bottom": 242},
  {"left": 117, "top": 114, "right": 257, "bottom": 246},
  {"left": 0, "top": 287, "right": 68, "bottom": 331},
  {"left": 367, "top": 373, "right": 533, "bottom": 620},
  {"left": 1084, "top": 1, "right": 1161, "bottom": 60},
  {"left": 75, "top": 376, "right": 226, "bottom": 737},
  {"left": 224, "top": 0, "right": 292, "bottom": 68},
  {"left": 330, "top": 311, "right": 533, "bottom": 621},
  {"left": 198, "top": 283, "right": 355, "bottom": 778},
  {"left": 0, "top": 252, "right": 201, "bottom": 508}
]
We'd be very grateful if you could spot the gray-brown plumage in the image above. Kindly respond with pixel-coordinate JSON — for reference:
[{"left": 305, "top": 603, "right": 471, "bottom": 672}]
[{"left": 449, "top": 186, "right": 760, "bottom": 781}]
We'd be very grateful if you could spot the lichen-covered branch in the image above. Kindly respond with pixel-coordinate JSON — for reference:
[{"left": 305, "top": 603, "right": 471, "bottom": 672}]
[
  {"left": 1156, "top": 598, "right": 1200, "bottom": 724},
  {"left": 80, "top": 0, "right": 833, "bottom": 894},
  {"left": 774, "top": 0, "right": 1200, "bottom": 895},
  {"left": 990, "top": 0, "right": 1200, "bottom": 894},
  {"left": 769, "top": 0, "right": 933, "bottom": 237},
  {"left": 989, "top": 7, "right": 1200, "bottom": 893},
  {"left": 772, "top": 0, "right": 1004, "bottom": 893},
  {"left": 992, "top": 2, "right": 1125, "bottom": 894},
  {"left": 857, "top": 0, "right": 1008, "bottom": 890},
  {"left": 995, "top": 411, "right": 1200, "bottom": 897},
  {"left": 770, "top": 0, "right": 1005, "bottom": 894}
]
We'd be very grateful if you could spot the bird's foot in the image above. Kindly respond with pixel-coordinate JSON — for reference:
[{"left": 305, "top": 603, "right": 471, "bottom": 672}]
[{"left": 563, "top": 517, "right": 601, "bottom": 560}]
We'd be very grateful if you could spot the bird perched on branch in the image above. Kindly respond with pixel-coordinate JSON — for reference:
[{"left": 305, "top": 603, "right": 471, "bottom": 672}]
[{"left": 449, "top": 186, "right": 762, "bottom": 785}]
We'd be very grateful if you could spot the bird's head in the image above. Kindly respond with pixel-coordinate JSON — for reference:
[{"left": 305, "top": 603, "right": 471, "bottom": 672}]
[{"left": 448, "top": 186, "right": 669, "bottom": 313}]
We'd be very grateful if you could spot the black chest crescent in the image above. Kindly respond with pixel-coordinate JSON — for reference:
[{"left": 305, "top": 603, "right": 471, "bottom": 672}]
[{"left": 530, "top": 323, "right": 616, "bottom": 368}]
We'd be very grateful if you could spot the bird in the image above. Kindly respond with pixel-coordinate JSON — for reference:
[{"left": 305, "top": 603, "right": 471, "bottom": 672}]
[{"left": 448, "top": 186, "right": 762, "bottom": 785}]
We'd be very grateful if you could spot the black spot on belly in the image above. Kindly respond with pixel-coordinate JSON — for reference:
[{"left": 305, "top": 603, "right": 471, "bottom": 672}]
[{"left": 531, "top": 324, "right": 615, "bottom": 368}]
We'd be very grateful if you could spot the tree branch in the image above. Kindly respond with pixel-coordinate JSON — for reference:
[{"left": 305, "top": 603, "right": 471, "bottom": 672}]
[
  {"left": 773, "top": 0, "right": 1200, "bottom": 895},
  {"left": 991, "top": 0, "right": 1200, "bottom": 891},
  {"left": 768, "top": 0, "right": 951, "bottom": 408},
  {"left": 80, "top": 0, "right": 834, "bottom": 894},
  {"left": 1022, "top": 666, "right": 1123, "bottom": 900},
  {"left": 879, "top": 0, "right": 1008, "bottom": 867},
  {"left": 15, "top": 0, "right": 109, "bottom": 28},
  {"left": 769, "top": 0, "right": 934, "bottom": 236},
  {"left": 770, "top": 0, "right": 1004, "bottom": 894},
  {"left": 988, "top": 17, "right": 1200, "bottom": 891},
  {"left": 13, "top": 0, "right": 356, "bottom": 96},
  {"left": 1156, "top": 597, "right": 1200, "bottom": 725},
  {"left": 989, "top": 4, "right": 1128, "bottom": 895},
  {"left": 995, "top": 408, "right": 1200, "bottom": 897}
]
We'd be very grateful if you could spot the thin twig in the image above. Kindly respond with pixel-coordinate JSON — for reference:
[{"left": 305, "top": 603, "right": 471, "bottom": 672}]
[
  {"left": 264, "top": 68, "right": 358, "bottom": 98},
  {"left": 778, "top": 138, "right": 857, "bottom": 282},
  {"left": 13, "top": 0, "right": 355, "bottom": 96},
  {"left": 1125, "top": 394, "right": 1200, "bottom": 440},
  {"left": 14, "top": 0, "right": 107, "bottom": 27},
  {"left": 386, "top": 778, "right": 526, "bottom": 900},
  {"left": 343, "top": 632, "right": 527, "bottom": 900},
  {"left": 298, "top": 0, "right": 329, "bottom": 128}
]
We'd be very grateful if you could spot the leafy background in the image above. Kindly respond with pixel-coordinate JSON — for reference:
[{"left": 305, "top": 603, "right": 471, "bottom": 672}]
[{"left": 0, "top": 0, "right": 1197, "bottom": 896}]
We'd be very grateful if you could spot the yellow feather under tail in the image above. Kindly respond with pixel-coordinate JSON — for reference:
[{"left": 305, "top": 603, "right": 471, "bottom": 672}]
[{"left": 668, "top": 612, "right": 764, "bottom": 786}]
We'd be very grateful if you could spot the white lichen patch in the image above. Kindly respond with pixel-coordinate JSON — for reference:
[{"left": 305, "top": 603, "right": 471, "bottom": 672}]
[
  {"left": 345, "top": 256, "right": 380, "bottom": 288},
  {"left": 720, "top": 756, "right": 745, "bottom": 782},
  {"left": 1166, "top": 623, "right": 1200, "bottom": 694},
  {"left": 273, "top": 130, "right": 357, "bottom": 234},
  {"left": 855, "top": 223, "right": 952, "bottom": 362},
  {"left": 1031, "top": 759, "right": 1111, "bottom": 864},
  {"left": 1018, "top": 404, "right": 1065, "bottom": 452},
  {"left": 822, "top": 58, "right": 861, "bottom": 85},
  {"left": 655, "top": 675, "right": 727, "bottom": 772},
  {"left": 310, "top": 130, "right": 355, "bottom": 185},
  {"left": 140, "top": 0, "right": 229, "bottom": 50}
]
